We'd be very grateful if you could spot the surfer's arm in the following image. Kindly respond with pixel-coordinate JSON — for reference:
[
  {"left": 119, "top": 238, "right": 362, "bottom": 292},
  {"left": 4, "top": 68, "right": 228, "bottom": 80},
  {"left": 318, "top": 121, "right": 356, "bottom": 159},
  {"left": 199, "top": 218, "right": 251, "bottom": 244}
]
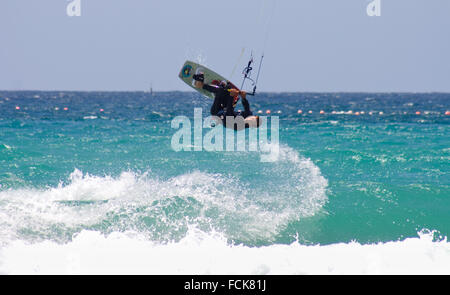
[
  {"left": 202, "top": 84, "right": 220, "bottom": 94},
  {"left": 194, "top": 80, "right": 203, "bottom": 89},
  {"left": 194, "top": 81, "right": 220, "bottom": 95},
  {"left": 238, "top": 91, "right": 252, "bottom": 116},
  {"left": 228, "top": 89, "right": 246, "bottom": 99}
]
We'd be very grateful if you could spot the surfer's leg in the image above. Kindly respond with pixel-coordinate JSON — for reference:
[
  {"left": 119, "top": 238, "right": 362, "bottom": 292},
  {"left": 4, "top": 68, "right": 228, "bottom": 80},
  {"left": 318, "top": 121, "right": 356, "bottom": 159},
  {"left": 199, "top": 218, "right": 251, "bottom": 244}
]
[
  {"left": 210, "top": 97, "right": 222, "bottom": 116},
  {"left": 244, "top": 115, "right": 261, "bottom": 128},
  {"left": 239, "top": 99, "right": 261, "bottom": 128}
]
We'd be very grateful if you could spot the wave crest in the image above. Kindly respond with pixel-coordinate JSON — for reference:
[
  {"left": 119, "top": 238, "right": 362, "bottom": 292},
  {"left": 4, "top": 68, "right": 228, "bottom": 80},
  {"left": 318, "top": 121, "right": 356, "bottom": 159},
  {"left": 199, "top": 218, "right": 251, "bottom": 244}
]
[{"left": 0, "top": 145, "right": 328, "bottom": 245}]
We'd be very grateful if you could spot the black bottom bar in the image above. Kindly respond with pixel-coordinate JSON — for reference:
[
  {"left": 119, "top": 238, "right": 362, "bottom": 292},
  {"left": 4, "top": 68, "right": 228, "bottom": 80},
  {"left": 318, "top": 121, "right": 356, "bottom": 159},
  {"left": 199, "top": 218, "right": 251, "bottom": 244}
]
[{"left": 0, "top": 275, "right": 444, "bottom": 294}]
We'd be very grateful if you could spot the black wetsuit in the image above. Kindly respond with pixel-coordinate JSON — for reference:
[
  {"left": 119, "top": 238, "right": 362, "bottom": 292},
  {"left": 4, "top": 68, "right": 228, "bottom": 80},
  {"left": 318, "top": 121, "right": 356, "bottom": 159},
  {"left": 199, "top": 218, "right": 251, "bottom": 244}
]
[{"left": 202, "top": 84, "right": 253, "bottom": 123}]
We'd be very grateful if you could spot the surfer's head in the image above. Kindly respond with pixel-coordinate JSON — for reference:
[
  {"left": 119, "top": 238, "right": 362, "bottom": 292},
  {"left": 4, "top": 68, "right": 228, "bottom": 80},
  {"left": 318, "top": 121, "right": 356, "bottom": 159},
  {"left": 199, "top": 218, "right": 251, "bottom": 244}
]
[{"left": 220, "top": 80, "right": 233, "bottom": 91}]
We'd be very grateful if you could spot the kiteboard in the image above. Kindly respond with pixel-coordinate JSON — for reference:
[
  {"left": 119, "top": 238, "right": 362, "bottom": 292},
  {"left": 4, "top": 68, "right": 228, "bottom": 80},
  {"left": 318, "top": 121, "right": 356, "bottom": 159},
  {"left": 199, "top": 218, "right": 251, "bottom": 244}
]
[{"left": 178, "top": 60, "right": 239, "bottom": 99}]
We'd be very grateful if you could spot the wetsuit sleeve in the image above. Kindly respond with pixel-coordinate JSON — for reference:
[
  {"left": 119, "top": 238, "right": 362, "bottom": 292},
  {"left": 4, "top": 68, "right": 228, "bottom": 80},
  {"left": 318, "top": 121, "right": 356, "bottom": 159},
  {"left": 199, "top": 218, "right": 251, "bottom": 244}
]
[
  {"left": 202, "top": 84, "right": 220, "bottom": 93},
  {"left": 240, "top": 98, "right": 253, "bottom": 117},
  {"left": 241, "top": 98, "right": 251, "bottom": 113}
]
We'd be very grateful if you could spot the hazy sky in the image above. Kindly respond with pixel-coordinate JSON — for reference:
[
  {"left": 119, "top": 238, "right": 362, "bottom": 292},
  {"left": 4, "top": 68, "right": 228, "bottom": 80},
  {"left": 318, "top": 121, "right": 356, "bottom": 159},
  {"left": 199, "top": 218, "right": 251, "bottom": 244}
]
[{"left": 1, "top": 0, "right": 449, "bottom": 92}]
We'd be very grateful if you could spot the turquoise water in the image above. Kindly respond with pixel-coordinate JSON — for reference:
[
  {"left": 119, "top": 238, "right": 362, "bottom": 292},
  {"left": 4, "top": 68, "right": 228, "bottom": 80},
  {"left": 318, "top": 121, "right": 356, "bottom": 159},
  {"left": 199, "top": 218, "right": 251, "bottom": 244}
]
[{"left": 0, "top": 91, "right": 449, "bottom": 274}]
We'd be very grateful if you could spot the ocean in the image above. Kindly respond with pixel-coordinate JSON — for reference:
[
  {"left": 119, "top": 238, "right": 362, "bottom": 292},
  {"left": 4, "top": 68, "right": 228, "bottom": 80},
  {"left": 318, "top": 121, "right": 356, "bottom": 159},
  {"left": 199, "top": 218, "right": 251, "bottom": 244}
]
[{"left": 0, "top": 91, "right": 449, "bottom": 274}]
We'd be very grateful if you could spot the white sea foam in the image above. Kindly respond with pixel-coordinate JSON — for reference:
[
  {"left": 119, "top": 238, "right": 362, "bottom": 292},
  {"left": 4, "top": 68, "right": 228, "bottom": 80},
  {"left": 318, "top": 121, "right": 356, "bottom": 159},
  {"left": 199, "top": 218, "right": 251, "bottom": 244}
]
[
  {"left": 0, "top": 229, "right": 448, "bottom": 275},
  {"left": 0, "top": 145, "right": 328, "bottom": 245},
  {"left": 83, "top": 115, "right": 98, "bottom": 120},
  {"left": 0, "top": 144, "right": 12, "bottom": 150}
]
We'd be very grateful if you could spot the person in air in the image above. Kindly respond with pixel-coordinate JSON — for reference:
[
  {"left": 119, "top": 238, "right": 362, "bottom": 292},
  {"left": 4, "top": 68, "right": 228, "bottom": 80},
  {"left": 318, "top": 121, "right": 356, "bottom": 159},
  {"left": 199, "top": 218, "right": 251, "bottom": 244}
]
[{"left": 193, "top": 73, "right": 261, "bottom": 130}]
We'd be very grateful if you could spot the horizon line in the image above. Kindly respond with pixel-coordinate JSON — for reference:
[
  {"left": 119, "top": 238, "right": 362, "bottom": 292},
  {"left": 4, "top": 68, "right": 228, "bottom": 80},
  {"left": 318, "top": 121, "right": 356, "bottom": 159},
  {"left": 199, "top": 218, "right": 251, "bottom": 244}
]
[{"left": 1, "top": 90, "right": 450, "bottom": 94}]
